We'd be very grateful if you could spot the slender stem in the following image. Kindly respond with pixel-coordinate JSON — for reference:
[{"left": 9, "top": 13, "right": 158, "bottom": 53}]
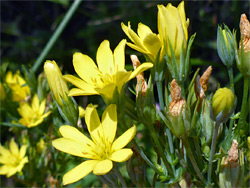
[
  {"left": 156, "top": 81, "right": 174, "bottom": 155},
  {"left": 207, "top": 122, "right": 220, "bottom": 186},
  {"left": 148, "top": 122, "right": 174, "bottom": 176},
  {"left": 31, "top": 0, "right": 82, "bottom": 73},
  {"left": 228, "top": 68, "right": 235, "bottom": 94},
  {"left": 183, "top": 137, "right": 206, "bottom": 185},
  {"left": 238, "top": 76, "right": 249, "bottom": 128},
  {"left": 156, "top": 81, "right": 165, "bottom": 110},
  {"left": 113, "top": 166, "right": 127, "bottom": 188}
]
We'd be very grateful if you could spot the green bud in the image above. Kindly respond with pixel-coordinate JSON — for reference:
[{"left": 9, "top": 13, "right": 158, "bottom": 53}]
[
  {"left": 237, "top": 48, "right": 250, "bottom": 77},
  {"left": 217, "top": 25, "right": 235, "bottom": 68},
  {"left": 211, "top": 88, "right": 235, "bottom": 123}
]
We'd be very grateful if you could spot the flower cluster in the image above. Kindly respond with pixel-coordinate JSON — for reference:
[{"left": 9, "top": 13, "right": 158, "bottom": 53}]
[{"left": 1, "top": 1, "right": 249, "bottom": 188}]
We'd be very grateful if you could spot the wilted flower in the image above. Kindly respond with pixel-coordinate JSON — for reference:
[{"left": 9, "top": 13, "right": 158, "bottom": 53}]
[
  {"left": 169, "top": 79, "right": 186, "bottom": 117},
  {"left": 0, "top": 138, "right": 28, "bottom": 177},
  {"left": 52, "top": 104, "right": 136, "bottom": 185},
  {"left": 121, "top": 22, "right": 164, "bottom": 63},
  {"left": 6, "top": 71, "right": 30, "bottom": 102},
  {"left": 237, "top": 14, "right": 250, "bottom": 77},
  {"left": 44, "top": 60, "right": 69, "bottom": 107},
  {"left": 158, "top": 1, "right": 189, "bottom": 59},
  {"left": 63, "top": 40, "right": 153, "bottom": 102},
  {"left": 131, "top": 55, "right": 148, "bottom": 97},
  {"left": 18, "top": 94, "right": 51, "bottom": 128},
  {"left": 211, "top": 87, "right": 235, "bottom": 123}
]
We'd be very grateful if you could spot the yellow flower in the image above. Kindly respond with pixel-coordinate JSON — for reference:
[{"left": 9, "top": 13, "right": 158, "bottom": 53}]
[
  {"left": 121, "top": 22, "right": 164, "bottom": 63},
  {"left": 0, "top": 138, "right": 28, "bottom": 177},
  {"left": 18, "top": 94, "right": 51, "bottom": 128},
  {"left": 52, "top": 104, "right": 136, "bottom": 185},
  {"left": 64, "top": 40, "right": 153, "bottom": 101},
  {"left": 6, "top": 71, "right": 30, "bottom": 102},
  {"left": 158, "top": 1, "right": 189, "bottom": 58},
  {"left": 44, "top": 60, "right": 69, "bottom": 106}
]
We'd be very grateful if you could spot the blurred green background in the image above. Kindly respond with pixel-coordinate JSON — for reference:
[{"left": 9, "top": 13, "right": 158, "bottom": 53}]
[{"left": 1, "top": 0, "right": 249, "bottom": 96}]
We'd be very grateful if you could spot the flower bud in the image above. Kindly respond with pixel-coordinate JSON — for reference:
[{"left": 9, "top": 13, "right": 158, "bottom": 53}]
[
  {"left": 217, "top": 25, "right": 235, "bottom": 68},
  {"left": 237, "top": 14, "right": 250, "bottom": 77},
  {"left": 44, "top": 60, "right": 79, "bottom": 126},
  {"left": 44, "top": 60, "right": 69, "bottom": 107},
  {"left": 211, "top": 87, "right": 235, "bottom": 123}
]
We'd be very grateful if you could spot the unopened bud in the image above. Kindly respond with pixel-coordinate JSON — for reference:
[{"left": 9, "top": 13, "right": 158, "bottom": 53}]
[
  {"left": 211, "top": 87, "right": 235, "bottom": 123},
  {"left": 131, "top": 55, "right": 147, "bottom": 97},
  {"left": 44, "top": 60, "right": 69, "bottom": 106}
]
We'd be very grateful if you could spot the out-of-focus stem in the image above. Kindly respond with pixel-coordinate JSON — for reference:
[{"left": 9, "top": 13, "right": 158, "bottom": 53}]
[
  {"left": 32, "top": 0, "right": 82, "bottom": 73},
  {"left": 207, "top": 122, "right": 220, "bottom": 186}
]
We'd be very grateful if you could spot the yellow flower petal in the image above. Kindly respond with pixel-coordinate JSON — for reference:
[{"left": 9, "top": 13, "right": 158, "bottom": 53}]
[
  {"left": 19, "top": 145, "right": 27, "bottom": 159},
  {"left": 137, "top": 22, "right": 153, "bottom": 40},
  {"left": 68, "top": 88, "right": 99, "bottom": 97},
  {"left": 31, "top": 94, "right": 40, "bottom": 110},
  {"left": 110, "top": 149, "right": 133, "bottom": 162},
  {"left": 38, "top": 100, "right": 46, "bottom": 115},
  {"left": 85, "top": 104, "right": 102, "bottom": 143},
  {"left": 52, "top": 138, "right": 92, "bottom": 158},
  {"left": 114, "top": 71, "right": 132, "bottom": 93},
  {"left": 129, "top": 63, "right": 153, "bottom": 81},
  {"left": 9, "top": 139, "right": 19, "bottom": 157},
  {"left": 63, "top": 75, "right": 97, "bottom": 92},
  {"left": 143, "top": 33, "right": 162, "bottom": 59},
  {"left": 63, "top": 160, "right": 98, "bottom": 185},
  {"left": 59, "top": 125, "right": 95, "bottom": 148},
  {"left": 96, "top": 40, "right": 114, "bottom": 75},
  {"left": 93, "top": 159, "right": 113, "bottom": 175},
  {"left": 114, "top": 39, "right": 126, "bottom": 72},
  {"left": 127, "top": 42, "right": 148, "bottom": 54},
  {"left": 177, "top": 1, "right": 188, "bottom": 40},
  {"left": 6, "top": 167, "right": 17, "bottom": 177},
  {"left": 73, "top": 52, "right": 101, "bottom": 84},
  {"left": 0, "top": 165, "right": 9, "bottom": 175},
  {"left": 94, "top": 83, "right": 117, "bottom": 101},
  {"left": 101, "top": 104, "right": 117, "bottom": 144},
  {"left": 0, "top": 145, "right": 10, "bottom": 157},
  {"left": 112, "top": 125, "right": 136, "bottom": 151}
]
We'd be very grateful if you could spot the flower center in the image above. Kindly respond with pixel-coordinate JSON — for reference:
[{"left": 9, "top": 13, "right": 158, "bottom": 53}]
[{"left": 94, "top": 137, "right": 112, "bottom": 160}]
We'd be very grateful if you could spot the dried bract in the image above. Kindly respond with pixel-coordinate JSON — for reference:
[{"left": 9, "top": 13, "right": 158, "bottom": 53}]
[
  {"left": 131, "top": 55, "right": 148, "bottom": 97},
  {"left": 169, "top": 79, "right": 186, "bottom": 116},
  {"left": 239, "top": 14, "right": 250, "bottom": 52},
  {"left": 200, "top": 66, "right": 212, "bottom": 92}
]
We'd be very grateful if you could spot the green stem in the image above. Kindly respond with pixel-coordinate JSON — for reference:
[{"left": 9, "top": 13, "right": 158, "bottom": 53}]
[
  {"left": 207, "top": 122, "right": 220, "bottom": 186},
  {"left": 31, "top": 0, "right": 82, "bottom": 73},
  {"left": 113, "top": 166, "right": 127, "bottom": 188},
  {"left": 183, "top": 137, "right": 206, "bottom": 185},
  {"left": 156, "top": 81, "right": 165, "bottom": 110},
  {"left": 148, "top": 122, "right": 174, "bottom": 176},
  {"left": 228, "top": 68, "right": 235, "bottom": 94},
  {"left": 156, "top": 81, "right": 174, "bottom": 155},
  {"left": 238, "top": 76, "right": 249, "bottom": 128}
]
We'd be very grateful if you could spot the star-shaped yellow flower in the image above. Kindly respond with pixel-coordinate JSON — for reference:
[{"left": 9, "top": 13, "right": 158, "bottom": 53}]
[
  {"left": 18, "top": 94, "right": 51, "bottom": 128},
  {"left": 6, "top": 71, "right": 30, "bottom": 102},
  {"left": 121, "top": 22, "right": 165, "bottom": 63},
  {"left": 0, "top": 138, "right": 28, "bottom": 177},
  {"left": 63, "top": 39, "right": 153, "bottom": 102},
  {"left": 52, "top": 104, "right": 136, "bottom": 185}
]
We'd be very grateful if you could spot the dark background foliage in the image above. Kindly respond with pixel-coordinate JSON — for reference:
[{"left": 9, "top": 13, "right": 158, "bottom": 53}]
[{"left": 1, "top": 0, "right": 249, "bottom": 102}]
